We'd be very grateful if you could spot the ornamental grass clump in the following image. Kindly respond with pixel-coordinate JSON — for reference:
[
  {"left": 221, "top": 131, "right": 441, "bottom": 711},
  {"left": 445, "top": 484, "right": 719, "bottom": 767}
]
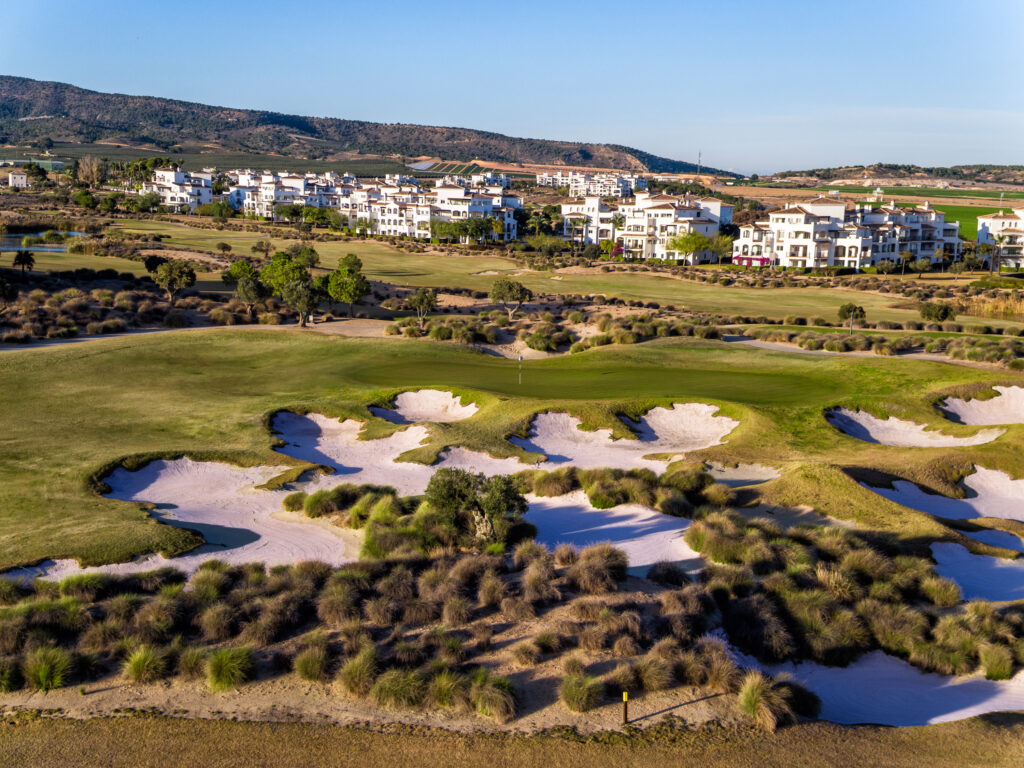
[
  {"left": 736, "top": 670, "right": 794, "bottom": 732},
  {"left": 24, "top": 646, "right": 72, "bottom": 691},
  {"left": 371, "top": 669, "right": 426, "bottom": 709},
  {"left": 123, "top": 644, "right": 167, "bottom": 683},
  {"left": 560, "top": 672, "right": 603, "bottom": 712},
  {"left": 206, "top": 646, "right": 254, "bottom": 693},
  {"left": 469, "top": 667, "right": 515, "bottom": 722},
  {"left": 338, "top": 646, "right": 378, "bottom": 697}
]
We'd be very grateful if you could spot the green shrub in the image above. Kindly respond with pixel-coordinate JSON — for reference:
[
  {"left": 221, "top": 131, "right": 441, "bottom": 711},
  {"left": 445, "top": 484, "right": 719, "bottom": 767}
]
[
  {"left": 294, "top": 647, "right": 329, "bottom": 682},
  {"left": 469, "top": 667, "right": 515, "bottom": 722},
  {"left": 123, "top": 644, "right": 167, "bottom": 683},
  {"left": 24, "top": 646, "right": 72, "bottom": 691},
  {"left": 283, "top": 491, "right": 307, "bottom": 512},
  {"left": 371, "top": 669, "right": 426, "bottom": 708},
  {"left": 338, "top": 646, "right": 377, "bottom": 697},
  {"left": 560, "top": 673, "right": 603, "bottom": 712},
  {"left": 303, "top": 489, "right": 337, "bottom": 518},
  {"left": 206, "top": 646, "right": 254, "bottom": 692}
]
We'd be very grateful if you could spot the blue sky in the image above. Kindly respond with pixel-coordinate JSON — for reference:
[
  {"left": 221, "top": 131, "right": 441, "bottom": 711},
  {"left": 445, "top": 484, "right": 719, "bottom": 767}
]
[{"left": 2, "top": 0, "right": 1022, "bottom": 174}]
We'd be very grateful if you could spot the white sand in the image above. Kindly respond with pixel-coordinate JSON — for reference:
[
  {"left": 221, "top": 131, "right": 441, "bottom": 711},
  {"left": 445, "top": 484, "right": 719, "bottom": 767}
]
[
  {"left": 5, "top": 458, "right": 360, "bottom": 581},
  {"left": 510, "top": 404, "right": 739, "bottom": 472},
  {"left": 930, "top": 542, "right": 1024, "bottom": 602},
  {"left": 863, "top": 465, "right": 1024, "bottom": 522},
  {"left": 732, "top": 642, "right": 1024, "bottom": 726},
  {"left": 826, "top": 407, "right": 1003, "bottom": 447},
  {"left": 524, "top": 490, "right": 702, "bottom": 572},
  {"left": 942, "top": 386, "right": 1024, "bottom": 425},
  {"left": 369, "top": 389, "right": 478, "bottom": 424},
  {"left": 704, "top": 462, "right": 780, "bottom": 488}
]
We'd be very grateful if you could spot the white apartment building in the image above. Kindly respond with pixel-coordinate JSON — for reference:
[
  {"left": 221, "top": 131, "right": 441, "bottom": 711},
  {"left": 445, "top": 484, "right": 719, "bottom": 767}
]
[
  {"left": 139, "top": 167, "right": 213, "bottom": 211},
  {"left": 732, "top": 198, "right": 961, "bottom": 269},
  {"left": 537, "top": 171, "right": 647, "bottom": 197},
  {"left": 218, "top": 170, "right": 522, "bottom": 242},
  {"left": 7, "top": 171, "right": 28, "bottom": 188},
  {"left": 977, "top": 209, "right": 1024, "bottom": 268},
  {"left": 435, "top": 172, "right": 511, "bottom": 189},
  {"left": 561, "top": 191, "right": 733, "bottom": 262}
]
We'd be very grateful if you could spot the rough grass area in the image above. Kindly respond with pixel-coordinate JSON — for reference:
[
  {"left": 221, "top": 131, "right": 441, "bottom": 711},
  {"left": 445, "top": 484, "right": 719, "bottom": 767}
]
[
  {"left": 1, "top": 330, "right": 1022, "bottom": 568},
  {"left": 1, "top": 713, "right": 1023, "bottom": 768}
]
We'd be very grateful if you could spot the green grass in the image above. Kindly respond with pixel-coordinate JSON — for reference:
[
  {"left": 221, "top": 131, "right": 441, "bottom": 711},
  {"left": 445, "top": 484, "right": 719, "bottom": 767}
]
[
  {"left": 112, "top": 219, "right": 1011, "bottom": 326},
  {"left": 0, "top": 249, "right": 150, "bottom": 276},
  {"left": 2, "top": 712, "right": 1024, "bottom": 768},
  {"left": 866, "top": 202, "right": 1001, "bottom": 239},
  {"left": 0, "top": 328, "right": 1022, "bottom": 568},
  {"left": 813, "top": 184, "right": 1024, "bottom": 202}
]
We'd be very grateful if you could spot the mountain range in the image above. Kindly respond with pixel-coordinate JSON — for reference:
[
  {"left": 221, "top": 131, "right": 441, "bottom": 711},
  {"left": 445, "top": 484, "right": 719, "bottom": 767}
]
[{"left": 0, "top": 75, "right": 731, "bottom": 175}]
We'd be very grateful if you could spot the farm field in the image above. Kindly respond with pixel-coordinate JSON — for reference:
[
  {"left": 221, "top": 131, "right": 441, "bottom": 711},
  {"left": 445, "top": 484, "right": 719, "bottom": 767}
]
[
  {"left": 1, "top": 328, "right": 1021, "bottom": 570},
  {"left": 2, "top": 713, "right": 1023, "bottom": 768}
]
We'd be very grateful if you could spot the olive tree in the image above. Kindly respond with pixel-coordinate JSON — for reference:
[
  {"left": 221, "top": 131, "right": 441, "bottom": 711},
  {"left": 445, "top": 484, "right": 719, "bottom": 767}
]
[
  {"left": 407, "top": 287, "right": 437, "bottom": 329},
  {"left": 837, "top": 302, "right": 866, "bottom": 335},
  {"left": 490, "top": 278, "right": 533, "bottom": 321},
  {"left": 154, "top": 260, "right": 196, "bottom": 301}
]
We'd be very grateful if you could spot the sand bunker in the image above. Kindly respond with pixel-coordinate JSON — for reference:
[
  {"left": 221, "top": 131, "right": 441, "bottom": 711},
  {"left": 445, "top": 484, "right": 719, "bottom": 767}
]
[
  {"left": 962, "top": 528, "right": 1024, "bottom": 553},
  {"left": 733, "top": 642, "right": 1024, "bottom": 726},
  {"left": 864, "top": 466, "right": 1024, "bottom": 522},
  {"left": 5, "top": 458, "right": 359, "bottom": 581},
  {"left": 826, "top": 407, "right": 1003, "bottom": 447},
  {"left": 942, "top": 386, "right": 1024, "bottom": 425},
  {"left": 369, "top": 389, "right": 478, "bottom": 424},
  {"left": 524, "top": 490, "right": 701, "bottom": 572},
  {"left": 704, "top": 462, "right": 780, "bottom": 488},
  {"left": 931, "top": 543, "right": 1024, "bottom": 602},
  {"left": 510, "top": 404, "right": 738, "bottom": 472}
]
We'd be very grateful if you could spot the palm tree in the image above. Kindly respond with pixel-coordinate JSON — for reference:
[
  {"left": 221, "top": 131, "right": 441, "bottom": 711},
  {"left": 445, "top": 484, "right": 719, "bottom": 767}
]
[
  {"left": 609, "top": 214, "right": 625, "bottom": 253},
  {"left": 13, "top": 250, "right": 34, "bottom": 274},
  {"left": 991, "top": 234, "right": 1006, "bottom": 275}
]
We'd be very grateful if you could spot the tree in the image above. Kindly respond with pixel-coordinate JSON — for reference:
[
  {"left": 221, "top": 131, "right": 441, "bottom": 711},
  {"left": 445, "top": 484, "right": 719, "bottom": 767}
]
[
  {"left": 964, "top": 253, "right": 984, "bottom": 273},
  {"left": 221, "top": 260, "right": 260, "bottom": 286},
  {"left": 423, "top": 469, "right": 526, "bottom": 545},
  {"left": 97, "top": 193, "right": 123, "bottom": 214},
  {"left": 134, "top": 191, "right": 161, "bottom": 213},
  {"left": 708, "top": 234, "right": 734, "bottom": 263},
  {"left": 991, "top": 234, "right": 1006, "bottom": 274},
  {"left": 77, "top": 156, "right": 107, "bottom": 188},
  {"left": 407, "top": 287, "right": 437, "bottom": 329},
  {"left": 12, "top": 250, "right": 35, "bottom": 274},
  {"left": 234, "top": 277, "right": 265, "bottom": 320},
  {"left": 143, "top": 254, "right": 168, "bottom": 274},
  {"left": 899, "top": 250, "right": 913, "bottom": 277},
  {"left": 912, "top": 256, "right": 932, "bottom": 276},
  {"left": 260, "top": 253, "right": 310, "bottom": 295},
  {"left": 281, "top": 280, "right": 319, "bottom": 327},
  {"left": 251, "top": 240, "right": 273, "bottom": 259},
  {"left": 837, "top": 302, "right": 865, "bottom": 334},
  {"left": 490, "top": 278, "right": 533, "bottom": 321},
  {"left": 875, "top": 259, "right": 896, "bottom": 275},
  {"left": 326, "top": 259, "right": 370, "bottom": 317},
  {"left": 354, "top": 217, "right": 375, "bottom": 236},
  {"left": 154, "top": 260, "right": 196, "bottom": 301},
  {"left": 216, "top": 241, "right": 233, "bottom": 255},
  {"left": 288, "top": 244, "right": 320, "bottom": 268},
  {"left": 666, "top": 231, "right": 711, "bottom": 264},
  {"left": 609, "top": 214, "right": 625, "bottom": 247},
  {"left": 920, "top": 301, "right": 956, "bottom": 322},
  {"left": 71, "top": 190, "right": 97, "bottom": 209}
]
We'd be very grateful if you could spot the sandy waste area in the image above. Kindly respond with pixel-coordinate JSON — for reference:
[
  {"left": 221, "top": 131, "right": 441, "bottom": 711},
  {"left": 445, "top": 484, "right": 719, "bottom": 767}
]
[{"left": 826, "top": 407, "right": 1003, "bottom": 447}]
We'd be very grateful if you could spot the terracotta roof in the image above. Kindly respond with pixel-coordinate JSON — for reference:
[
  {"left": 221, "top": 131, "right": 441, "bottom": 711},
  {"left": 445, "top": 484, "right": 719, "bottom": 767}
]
[{"left": 979, "top": 212, "right": 1021, "bottom": 220}]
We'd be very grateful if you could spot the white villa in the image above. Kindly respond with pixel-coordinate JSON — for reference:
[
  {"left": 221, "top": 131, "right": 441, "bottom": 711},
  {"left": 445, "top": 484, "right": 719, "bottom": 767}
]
[
  {"left": 219, "top": 169, "right": 522, "bottom": 242},
  {"left": 537, "top": 171, "right": 647, "bottom": 198},
  {"left": 435, "top": 172, "right": 510, "bottom": 189},
  {"left": 977, "top": 209, "right": 1024, "bottom": 268},
  {"left": 561, "top": 191, "right": 733, "bottom": 262},
  {"left": 7, "top": 170, "right": 28, "bottom": 189},
  {"left": 140, "top": 167, "right": 213, "bottom": 211},
  {"left": 732, "top": 198, "right": 961, "bottom": 269}
]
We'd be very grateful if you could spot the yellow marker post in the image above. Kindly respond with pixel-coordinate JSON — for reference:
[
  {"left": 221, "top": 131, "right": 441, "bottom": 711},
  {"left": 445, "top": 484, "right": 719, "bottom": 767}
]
[{"left": 622, "top": 690, "right": 628, "bottom": 725}]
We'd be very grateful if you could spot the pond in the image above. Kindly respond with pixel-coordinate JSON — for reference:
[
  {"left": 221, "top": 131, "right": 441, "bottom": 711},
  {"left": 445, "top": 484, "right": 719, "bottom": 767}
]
[{"left": 0, "top": 230, "right": 84, "bottom": 253}]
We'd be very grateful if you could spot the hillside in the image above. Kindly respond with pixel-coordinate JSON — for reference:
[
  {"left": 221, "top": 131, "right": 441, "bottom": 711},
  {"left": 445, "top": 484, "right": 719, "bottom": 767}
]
[
  {"left": 0, "top": 75, "right": 734, "bottom": 175},
  {"left": 774, "top": 163, "right": 1024, "bottom": 186}
]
